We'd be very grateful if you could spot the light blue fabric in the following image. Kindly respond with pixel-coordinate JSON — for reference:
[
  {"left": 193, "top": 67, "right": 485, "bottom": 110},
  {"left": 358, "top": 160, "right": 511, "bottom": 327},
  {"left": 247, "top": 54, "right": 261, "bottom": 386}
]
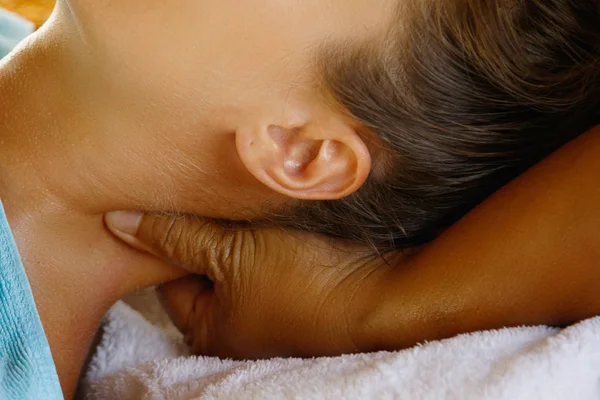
[
  {"left": 0, "top": 8, "right": 35, "bottom": 59},
  {"left": 0, "top": 201, "right": 63, "bottom": 399}
]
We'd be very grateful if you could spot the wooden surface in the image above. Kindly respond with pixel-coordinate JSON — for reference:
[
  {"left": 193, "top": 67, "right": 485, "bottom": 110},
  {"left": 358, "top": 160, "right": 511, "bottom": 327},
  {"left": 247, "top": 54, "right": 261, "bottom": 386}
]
[{"left": 0, "top": 0, "right": 55, "bottom": 28}]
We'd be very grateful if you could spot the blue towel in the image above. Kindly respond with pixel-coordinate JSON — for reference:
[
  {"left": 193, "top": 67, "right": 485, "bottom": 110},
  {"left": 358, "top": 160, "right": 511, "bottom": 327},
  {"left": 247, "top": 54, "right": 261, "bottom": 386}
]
[
  {"left": 0, "top": 201, "right": 63, "bottom": 399},
  {"left": 0, "top": 8, "right": 35, "bottom": 59}
]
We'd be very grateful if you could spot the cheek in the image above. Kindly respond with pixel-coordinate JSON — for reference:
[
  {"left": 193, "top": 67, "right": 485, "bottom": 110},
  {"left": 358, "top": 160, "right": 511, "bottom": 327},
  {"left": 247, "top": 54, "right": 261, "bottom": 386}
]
[
  {"left": 64, "top": 0, "right": 298, "bottom": 218},
  {"left": 65, "top": 0, "right": 317, "bottom": 115},
  {"left": 65, "top": 0, "right": 216, "bottom": 101},
  {"left": 140, "top": 130, "right": 273, "bottom": 220}
]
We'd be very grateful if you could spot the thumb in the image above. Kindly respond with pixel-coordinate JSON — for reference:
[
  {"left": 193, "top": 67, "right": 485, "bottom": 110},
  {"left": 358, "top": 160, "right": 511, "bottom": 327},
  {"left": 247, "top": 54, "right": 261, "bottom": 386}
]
[
  {"left": 157, "top": 275, "right": 214, "bottom": 337},
  {"left": 104, "top": 211, "right": 231, "bottom": 278}
]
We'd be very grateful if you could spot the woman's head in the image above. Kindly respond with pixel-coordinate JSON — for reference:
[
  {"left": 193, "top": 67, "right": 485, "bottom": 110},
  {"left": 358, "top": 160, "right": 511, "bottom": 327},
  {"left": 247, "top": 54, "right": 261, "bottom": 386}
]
[
  {"left": 52, "top": 0, "right": 392, "bottom": 217},
  {"left": 53, "top": 0, "right": 600, "bottom": 250}
]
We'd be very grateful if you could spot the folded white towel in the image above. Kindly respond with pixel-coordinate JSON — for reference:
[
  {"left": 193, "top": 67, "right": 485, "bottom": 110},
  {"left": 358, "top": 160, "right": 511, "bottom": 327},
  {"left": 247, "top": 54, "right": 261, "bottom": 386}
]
[{"left": 82, "top": 291, "right": 600, "bottom": 400}]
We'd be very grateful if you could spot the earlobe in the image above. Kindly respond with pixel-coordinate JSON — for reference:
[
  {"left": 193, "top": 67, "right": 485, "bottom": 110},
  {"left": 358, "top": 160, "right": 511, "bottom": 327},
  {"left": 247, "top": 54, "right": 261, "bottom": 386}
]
[{"left": 236, "top": 120, "right": 371, "bottom": 201}]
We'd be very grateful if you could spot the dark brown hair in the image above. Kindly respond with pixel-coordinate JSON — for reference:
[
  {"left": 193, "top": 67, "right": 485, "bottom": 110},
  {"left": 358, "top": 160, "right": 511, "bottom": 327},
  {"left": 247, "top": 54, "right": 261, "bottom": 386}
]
[{"left": 278, "top": 0, "right": 600, "bottom": 251}]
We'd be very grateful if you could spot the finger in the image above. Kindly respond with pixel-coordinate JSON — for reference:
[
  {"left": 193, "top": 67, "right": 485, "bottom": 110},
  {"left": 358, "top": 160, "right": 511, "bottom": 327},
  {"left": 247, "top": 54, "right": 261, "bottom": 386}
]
[
  {"left": 116, "top": 252, "right": 188, "bottom": 295},
  {"left": 104, "top": 211, "right": 230, "bottom": 277},
  {"left": 157, "top": 276, "right": 214, "bottom": 342},
  {"left": 92, "top": 225, "right": 188, "bottom": 300}
]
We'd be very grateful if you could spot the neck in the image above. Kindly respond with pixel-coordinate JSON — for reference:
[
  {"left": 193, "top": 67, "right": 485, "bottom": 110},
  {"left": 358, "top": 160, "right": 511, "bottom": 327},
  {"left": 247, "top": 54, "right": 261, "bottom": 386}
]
[
  {"left": 0, "top": 35, "right": 80, "bottom": 214},
  {"left": 0, "top": 31, "right": 150, "bottom": 217},
  {"left": 0, "top": 23, "right": 184, "bottom": 398}
]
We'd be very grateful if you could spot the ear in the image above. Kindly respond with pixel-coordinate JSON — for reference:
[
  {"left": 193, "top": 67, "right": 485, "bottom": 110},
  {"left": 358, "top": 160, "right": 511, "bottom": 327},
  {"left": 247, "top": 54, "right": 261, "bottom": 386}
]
[{"left": 236, "top": 117, "right": 371, "bottom": 201}]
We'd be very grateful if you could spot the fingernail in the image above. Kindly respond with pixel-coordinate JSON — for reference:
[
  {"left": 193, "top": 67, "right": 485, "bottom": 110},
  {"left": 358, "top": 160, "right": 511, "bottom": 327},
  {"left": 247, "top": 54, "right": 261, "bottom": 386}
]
[{"left": 105, "top": 211, "right": 143, "bottom": 236}]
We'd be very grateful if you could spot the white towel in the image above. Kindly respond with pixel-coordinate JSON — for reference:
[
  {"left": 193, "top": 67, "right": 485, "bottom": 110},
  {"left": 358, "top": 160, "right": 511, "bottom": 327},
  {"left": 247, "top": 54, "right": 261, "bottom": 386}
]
[{"left": 81, "top": 290, "right": 600, "bottom": 400}]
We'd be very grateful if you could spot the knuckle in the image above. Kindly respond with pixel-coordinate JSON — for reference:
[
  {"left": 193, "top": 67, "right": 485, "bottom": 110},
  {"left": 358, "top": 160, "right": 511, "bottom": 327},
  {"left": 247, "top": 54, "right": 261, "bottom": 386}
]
[
  {"left": 202, "top": 227, "right": 233, "bottom": 282},
  {"left": 194, "top": 224, "right": 256, "bottom": 283},
  {"left": 149, "top": 215, "right": 195, "bottom": 266},
  {"left": 153, "top": 217, "right": 181, "bottom": 260},
  {"left": 221, "top": 229, "right": 256, "bottom": 282},
  {"left": 145, "top": 215, "right": 261, "bottom": 281}
]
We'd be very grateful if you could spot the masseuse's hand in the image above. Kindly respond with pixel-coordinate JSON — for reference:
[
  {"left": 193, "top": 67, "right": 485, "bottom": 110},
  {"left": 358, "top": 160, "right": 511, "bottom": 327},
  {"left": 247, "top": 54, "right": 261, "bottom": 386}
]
[
  {"left": 104, "top": 212, "right": 396, "bottom": 358},
  {"left": 104, "top": 127, "right": 600, "bottom": 361}
]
